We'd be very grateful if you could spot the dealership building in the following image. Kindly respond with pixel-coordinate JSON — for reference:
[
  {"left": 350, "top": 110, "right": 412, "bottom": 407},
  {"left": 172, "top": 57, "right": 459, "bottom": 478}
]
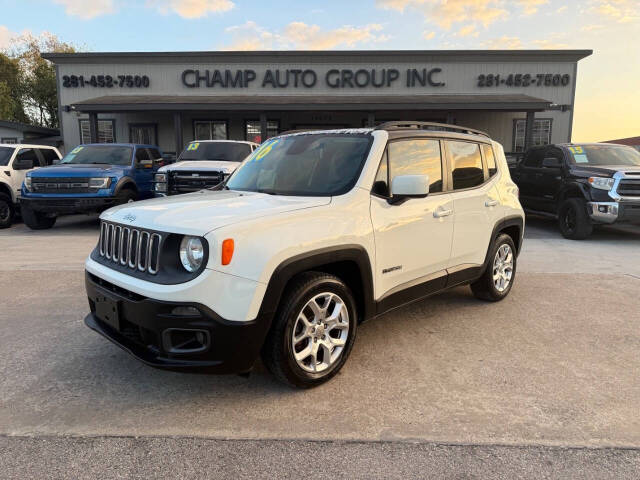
[{"left": 43, "top": 50, "right": 592, "bottom": 157}]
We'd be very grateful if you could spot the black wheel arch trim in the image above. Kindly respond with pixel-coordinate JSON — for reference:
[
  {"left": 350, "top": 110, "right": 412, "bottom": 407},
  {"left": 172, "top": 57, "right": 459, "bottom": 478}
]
[
  {"left": 258, "top": 245, "right": 375, "bottom": 325},
  {"left": 114, "top": 177, "right": 138, "bottom": 195},
  {"left": 558, "top": 181, "right": 590, "bottom": 205}
]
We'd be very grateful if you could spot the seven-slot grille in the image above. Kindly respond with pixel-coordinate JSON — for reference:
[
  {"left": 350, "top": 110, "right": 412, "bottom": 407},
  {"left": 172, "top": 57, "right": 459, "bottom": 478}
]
[
  {"left": 169, "top": 170, "right": 224, "bottom": 193},
  {"left": 617, "top": 178, "right": 640, "bottom": 197},
  {"left": 32, "top": 177, "right": 91, "bottom": 193},
  {"left": 99, "top": 222, "right": 162, "bottom": 274}
]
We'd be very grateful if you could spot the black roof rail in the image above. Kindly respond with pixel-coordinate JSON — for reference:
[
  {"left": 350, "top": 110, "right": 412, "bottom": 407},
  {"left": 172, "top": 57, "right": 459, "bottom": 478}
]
[{"left": 374, "top": 121, "right": 490, "bottom": 138}]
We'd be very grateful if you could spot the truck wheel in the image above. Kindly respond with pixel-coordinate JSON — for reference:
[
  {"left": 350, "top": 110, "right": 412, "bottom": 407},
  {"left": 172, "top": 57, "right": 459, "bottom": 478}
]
[
  {"left": 21, "top": 205, "right": 56, "bottom": 230},
  {"left": 262, "top": 272, "right": 357, "bottom": 388},
  {"left": 558, "top": 198, "right": 593, "bottom": 240},
  {"left": 471, "top": 233, "right": 517, "bottom": 302},
  {"left": 0, "top": 194, "right": 14, "bottom": 229},
  {"left": 117, "top": 189, "right": 137, "bottom": 205}
]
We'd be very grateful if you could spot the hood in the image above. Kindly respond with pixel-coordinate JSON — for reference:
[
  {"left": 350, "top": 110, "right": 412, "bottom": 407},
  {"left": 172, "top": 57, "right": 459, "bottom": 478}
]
[
  {"left": 29, "top": 164, "right": 126, "bottom": 177},
  {"left": 571, "top": 165, "right": 640, "bottom": 177},
  {"left": 159, "top": 160, "right": 240, "bottom": 174},
  {"left": 100, "top": 189, "right": 331, "bottom": 236}
]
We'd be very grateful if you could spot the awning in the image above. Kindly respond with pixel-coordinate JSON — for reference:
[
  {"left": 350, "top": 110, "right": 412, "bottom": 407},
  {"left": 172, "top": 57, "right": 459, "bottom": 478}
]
[{"left": 70, "top": 94, "right": 552, "bottom": 112}]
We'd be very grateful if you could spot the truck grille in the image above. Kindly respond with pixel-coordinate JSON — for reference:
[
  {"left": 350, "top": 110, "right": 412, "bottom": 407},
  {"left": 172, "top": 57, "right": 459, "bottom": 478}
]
[
  {"left": 617, "top": 179, "right": 640, "bottom": 197},
  {"left": 32, "top": 177, "right": 91, "bottom": 193},
  {"left": 99, "top": 222, "right": 162, "bottom": 274},
  {"left": 169, "top": 171, "right": 224, "bottom": 193}
]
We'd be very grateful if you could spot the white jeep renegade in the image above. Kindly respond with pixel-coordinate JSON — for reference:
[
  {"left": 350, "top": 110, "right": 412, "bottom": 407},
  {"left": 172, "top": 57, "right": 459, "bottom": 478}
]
[{"left": 84, "top": 123, "right": 524, "bottom": 388}]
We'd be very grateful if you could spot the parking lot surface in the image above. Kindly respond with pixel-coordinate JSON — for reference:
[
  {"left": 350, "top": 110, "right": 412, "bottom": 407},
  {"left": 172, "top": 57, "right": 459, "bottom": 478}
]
[{"left": 1, "top": 214, "right": 639, "bottom": 477}]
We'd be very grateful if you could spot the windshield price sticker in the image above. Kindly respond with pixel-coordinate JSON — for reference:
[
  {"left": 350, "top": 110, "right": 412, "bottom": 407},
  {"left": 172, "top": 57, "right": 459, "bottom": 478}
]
[
  {"left": 187, "top": 143, "right": 200, "bottom": 151},
  {"left": 574, "top": 154, "right": 589, "bottom": 163},
  {"left": 71, "top": 146, "right": 84, "bottom": 154}
]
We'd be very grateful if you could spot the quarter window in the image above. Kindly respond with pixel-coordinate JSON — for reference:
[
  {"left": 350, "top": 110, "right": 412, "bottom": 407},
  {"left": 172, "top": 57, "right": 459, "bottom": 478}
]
[
  {"left": 80, "top": 119, "right": 115, "bottom": 144},
  {"left": 387, "top": 139, "right": 443, "bottom": 194},
  {"left": 447, "top": 141, "right": 484, "bottom": 190},
  {"left": 482, "top": 144, "right": 497, "bottom": 177}
]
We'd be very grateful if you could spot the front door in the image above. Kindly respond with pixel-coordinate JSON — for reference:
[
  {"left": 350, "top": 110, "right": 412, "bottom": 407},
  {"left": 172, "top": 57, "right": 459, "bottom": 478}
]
[
  {"left": 11, "top": 148, "right": 41, "bottom": 197},
  {"left": 370, "top": 138, "right": 454, "bottom": 300}
]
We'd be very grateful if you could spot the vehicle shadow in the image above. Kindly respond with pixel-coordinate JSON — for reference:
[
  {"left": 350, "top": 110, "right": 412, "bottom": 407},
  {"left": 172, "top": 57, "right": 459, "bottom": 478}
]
[{"left": 524, "top": 214, "right": 640, "bottom": 242}]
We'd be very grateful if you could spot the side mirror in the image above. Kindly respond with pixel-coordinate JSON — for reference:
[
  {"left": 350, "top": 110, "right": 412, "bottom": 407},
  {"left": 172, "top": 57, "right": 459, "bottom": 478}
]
[
  {"left": 52, "top": 158, "right": 61, "bottom": 165},
  {"left": 138, "top": 159, "right": 153, "bottom": 168},
  {"left": 13, "top": 158, "right": 34, "bottom": 170},
  {"left": 390, "top": 175, "right": 429, "bottom": 204},
  {"left": 542, "top": 157, "right": 562, "bottom": 169}
]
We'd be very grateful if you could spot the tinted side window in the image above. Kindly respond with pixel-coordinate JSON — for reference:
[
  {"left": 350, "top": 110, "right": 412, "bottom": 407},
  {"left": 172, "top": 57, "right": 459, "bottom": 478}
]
[
  {"left": 17, "top": 148, "right": 38, "bottom": 162},
  {"left": 147, "top": 148, "right": 161, "bottom": 159},
  {"left": 388, "top": 139, "right": 443, "bottom": 194},
  {"left": 523, "top": 148, "right": 545, "bottom": 168},
  {"left": 135, "top": 148, "right": 150, "bottom": 163},
  {"left": 38, "top": 148, "right": 60, "bottom": 165},
  {"left": 482, "top": 144, "right": 497, "bottom": 177},
  {"left": 447, "top": 141, "right": 484, "bottom": 190}
]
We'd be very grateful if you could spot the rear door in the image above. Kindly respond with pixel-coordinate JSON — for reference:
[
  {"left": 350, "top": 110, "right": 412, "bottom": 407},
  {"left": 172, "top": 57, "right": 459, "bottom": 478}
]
[
  {"left": 446, "top": 139, "right": 500, "bottom": 269},
  {"left": 516, "top": 147, "right": 547, "bottom": 211},
  {"left": 370, "top": 138, "right": 454, "bottom": 300}
]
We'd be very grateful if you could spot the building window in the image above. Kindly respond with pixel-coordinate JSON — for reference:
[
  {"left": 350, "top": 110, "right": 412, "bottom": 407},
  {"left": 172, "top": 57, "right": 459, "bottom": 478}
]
[
  {"left": 513, "top": 118, "right": 552, "bottom": 152},
  {"left": 245, "top": 120, "right": 279, "bottom": 143},
  {"left": 194, "top": 121, "right": 227, "bottom": 140},
  {"left": 129, "top": 124, "right": 157, "bottom": 145},
  {"left": 79, "top": 119, "right": 115, "bottom": 143},
  {"left": 1, "top": 138, "right": 18, "bottom": 144}
]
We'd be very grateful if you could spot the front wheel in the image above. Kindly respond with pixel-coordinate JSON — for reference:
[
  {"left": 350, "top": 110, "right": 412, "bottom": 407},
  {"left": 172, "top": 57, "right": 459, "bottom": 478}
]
[
  {"left": 558, "top": 198, "right": 593, "bottom": 240},
  {"left": 116, "top": 189, "right": 137, "bottom": 205},
  {"left": 261, "top": 272, "right": 357, "bottom": 388},
  {"left": 21, "top": 205, "right": 56, "bottom": 230},
  {"left": 471, "top": 233, "right": 517, "bottom": 301},
  {"left": 0, "top": 194, "right": 14, "bottom": 229}
]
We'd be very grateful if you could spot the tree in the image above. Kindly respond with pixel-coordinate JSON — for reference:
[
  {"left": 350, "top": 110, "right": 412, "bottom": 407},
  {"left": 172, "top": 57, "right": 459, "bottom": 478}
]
[
  {"left": 3, "top": 33, "right": 77, "bottom": 128},
  {"left": 0, "top": 52, "right": 29, "bottom": 123}
]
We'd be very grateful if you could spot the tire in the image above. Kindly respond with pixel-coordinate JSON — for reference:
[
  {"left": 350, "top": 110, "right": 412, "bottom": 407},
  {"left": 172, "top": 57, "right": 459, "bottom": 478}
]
[
  {"left": 261, "top": 272, "right": 358, "bottom": 388},
  {"left": 471, "top": 233, "right": 517, "bottom": 302},
  {"left": 558, "top": 198, "right": 593, "bottom": 240},
  {"left": 21, "top": 205, "right": 56, "bottom": 230},
  {"left": 0, "top": 194, "right": 14, "bottom": 229},
  {"left": 117, "top": 188, "right": 137, "bottom": 205}
]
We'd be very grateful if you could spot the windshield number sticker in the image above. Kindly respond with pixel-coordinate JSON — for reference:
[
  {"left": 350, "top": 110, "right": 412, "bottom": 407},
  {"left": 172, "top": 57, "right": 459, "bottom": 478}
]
[
  {"left": 568, "top": 146, "right": 584, "bottom": 154},
  {"left": 254, "top": 139, "right": 279, "bottom": 161},
  {"left": 187, "top": 142, "right": 200, "bottom": 151},
  {"left": 70, "top": 146, "right": 84, "bottom": 154}
]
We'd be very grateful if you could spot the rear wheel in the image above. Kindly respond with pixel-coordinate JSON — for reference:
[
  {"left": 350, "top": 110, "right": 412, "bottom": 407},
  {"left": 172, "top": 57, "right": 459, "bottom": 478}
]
[
  {"left": 471, "top": 233, "right": 517, "bottom": 302},
  {"left": 558, "top": 198, "right": 592, "bottom": 240},
  {"left": 21, "top": 205, "right": 56, "bottom": 230},
  {"left": 0, "top": 194, "right": 14, "bottom": 229},
  {"left": 262, "top": 272, "right": 357, "bottom": 388}
]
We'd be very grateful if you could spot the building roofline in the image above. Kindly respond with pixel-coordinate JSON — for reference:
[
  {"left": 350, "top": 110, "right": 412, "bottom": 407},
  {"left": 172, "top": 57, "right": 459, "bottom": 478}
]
[
  {"left": 42, "top": 49, "right": 593, "bottom": 64},
  {"left": 0, "top": 119, "right": 60, "bottom": 136}
]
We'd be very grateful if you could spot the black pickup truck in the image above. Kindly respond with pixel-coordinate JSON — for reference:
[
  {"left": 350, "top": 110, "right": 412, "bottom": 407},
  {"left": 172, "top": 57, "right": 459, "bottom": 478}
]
[{"left": 511, "top": 143, "right": 640, "bottom": 239}]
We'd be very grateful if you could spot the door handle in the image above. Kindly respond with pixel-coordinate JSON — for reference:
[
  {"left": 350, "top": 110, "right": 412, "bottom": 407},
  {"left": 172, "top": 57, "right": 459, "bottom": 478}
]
[
  {"left": 485, "top": 199, "right": 499, "bottom": 207},
  {"left": 434, "top": 208, "right": 453, "bottom": 218}
]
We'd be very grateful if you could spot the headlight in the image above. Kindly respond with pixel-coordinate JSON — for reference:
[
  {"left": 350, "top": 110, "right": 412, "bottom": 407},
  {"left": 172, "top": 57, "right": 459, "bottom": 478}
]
[
  {"left": 24, "top": 176, "right": 32, "bottom": 192},
  {"left": 154, "top": 173, "right": 167, "bottom": 192},
  {"left": 89, "top": 177, "right": 111, "bottom": 189},
  {"left": 179, "top": 236, "right": 204, "bottom": 272},
  {"left": 588, "top": 177, "right": 615, "bottom": 191}
]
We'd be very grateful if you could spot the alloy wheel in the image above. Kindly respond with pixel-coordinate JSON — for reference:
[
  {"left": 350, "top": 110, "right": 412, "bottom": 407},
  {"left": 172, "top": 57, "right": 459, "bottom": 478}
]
[
  {"left": 493, "top": 244, "right": 514, "bottom": 292},
  {"left": 291, "top": 292, "right": 349, "bottom": 373}
]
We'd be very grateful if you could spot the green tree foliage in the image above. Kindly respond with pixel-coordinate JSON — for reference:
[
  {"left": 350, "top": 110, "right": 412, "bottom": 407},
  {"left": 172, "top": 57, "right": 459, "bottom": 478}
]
[
  {"left": 0, "top": 53, "right": 29, "bottom": 123},
  {"left": 2, "top": 33, "right": 77, "bottom": 128}
]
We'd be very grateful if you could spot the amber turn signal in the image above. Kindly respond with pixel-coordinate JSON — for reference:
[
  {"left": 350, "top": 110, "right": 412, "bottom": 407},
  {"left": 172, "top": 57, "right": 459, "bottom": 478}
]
[{"left": 221, "top": 239, "right": 234, "bottom": 265}]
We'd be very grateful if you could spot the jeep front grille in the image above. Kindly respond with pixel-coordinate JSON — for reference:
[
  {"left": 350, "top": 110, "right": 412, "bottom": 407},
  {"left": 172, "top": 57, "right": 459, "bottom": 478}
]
[
  {"left": 617, "top": 178, "right": 640, "bottom": 197},
  {"left": 99, "top": 222, "right": 161, "bottom": 274}
]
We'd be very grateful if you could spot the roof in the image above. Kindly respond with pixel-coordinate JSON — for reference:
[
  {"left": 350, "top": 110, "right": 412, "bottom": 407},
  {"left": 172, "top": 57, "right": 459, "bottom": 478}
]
[
  {"left": 70, "top": 94, "right": 553, "bottom": 112},
  {"left": 0, "top": 120, "right": 59, "bottom": 136},
  {"left": 0, "top": 143, "right": 59, "bottom": 149},
  {"left": 80, "top": 143, "right": 159, "bottom": 148},
  {"left": 41, "top": 49, "right": 593, "bottom": 64},
  {"left": 186, "top": 140, "right": 259, "bottom": 145}
]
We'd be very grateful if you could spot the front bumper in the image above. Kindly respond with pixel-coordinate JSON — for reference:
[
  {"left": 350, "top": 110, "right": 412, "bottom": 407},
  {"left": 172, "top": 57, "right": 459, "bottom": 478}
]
[
  {"left": 20, "top": 196, "right": 118, "bottom": 214},
  {"left": 588, "top": 201, "right": 640, "bottom": 224},
  {"left": 84, "top": 272, "right": 271, "bottom": 373}
]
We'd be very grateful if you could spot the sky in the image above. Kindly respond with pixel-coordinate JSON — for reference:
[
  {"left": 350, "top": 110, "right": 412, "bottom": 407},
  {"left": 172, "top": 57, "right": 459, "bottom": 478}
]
[{"left": 0, "top": 0, "right": 638, "bottom": 142}]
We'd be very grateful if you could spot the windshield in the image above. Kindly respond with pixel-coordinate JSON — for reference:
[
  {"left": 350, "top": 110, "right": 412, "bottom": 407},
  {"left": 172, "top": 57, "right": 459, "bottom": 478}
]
[
  {"left": 179, "top": 142, "right": 252, "bottom": 162},
  {"left": 226, "top": 134, "right": 373, "bottom": 196},
  {"left": 60, "top": 145, "right": 133, "bottom": 165},
  {"left": 567, "top": 144, "right": 640, "bottom": 166},
  {"left": 0, "top": 147, "right": 15, "bottom": 166}
]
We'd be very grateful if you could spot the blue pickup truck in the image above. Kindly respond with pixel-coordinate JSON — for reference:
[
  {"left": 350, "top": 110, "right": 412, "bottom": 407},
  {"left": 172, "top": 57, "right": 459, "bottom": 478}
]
[{"left": 20, "top": 143, "right": 164, "bottom": 229}]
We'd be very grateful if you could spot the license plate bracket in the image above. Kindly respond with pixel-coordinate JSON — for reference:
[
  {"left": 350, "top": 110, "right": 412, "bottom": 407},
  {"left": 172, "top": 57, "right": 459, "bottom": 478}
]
[{"left": 94, "top": 292, "right": 121, "bottom": 331}]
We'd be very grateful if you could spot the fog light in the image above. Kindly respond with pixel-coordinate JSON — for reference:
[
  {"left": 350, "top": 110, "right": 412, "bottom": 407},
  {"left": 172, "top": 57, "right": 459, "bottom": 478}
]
[
  {"left": 171, "top": 306, "right": 201, "bottom": 316},
  {"left": 598, "top": 205, "right": 608, "bottom": 213}
]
